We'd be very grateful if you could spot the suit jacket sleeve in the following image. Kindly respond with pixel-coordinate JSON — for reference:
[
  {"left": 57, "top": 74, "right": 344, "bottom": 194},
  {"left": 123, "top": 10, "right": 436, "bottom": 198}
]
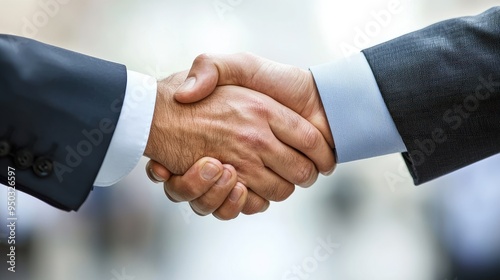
[
  {"left": 0, "top": 35, "right": 127, "bottom": 211},
  {"left": 362, "top": 7, "right": 500, "bottom": 185}
]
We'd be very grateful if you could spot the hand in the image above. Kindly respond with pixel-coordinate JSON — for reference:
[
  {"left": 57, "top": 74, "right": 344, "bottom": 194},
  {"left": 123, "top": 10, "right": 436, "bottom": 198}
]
[
  {"left": 144, "top": 71, "right": 334, "bottom": 215},
  {"left": 146, "top": 54, "right": 337, "bottom": 219},
  {"left": 174, "top": 53, "right": 335, "bottom": 150},
  {"left": 146, "top": 157, "right": 254, "bottom": 220}
]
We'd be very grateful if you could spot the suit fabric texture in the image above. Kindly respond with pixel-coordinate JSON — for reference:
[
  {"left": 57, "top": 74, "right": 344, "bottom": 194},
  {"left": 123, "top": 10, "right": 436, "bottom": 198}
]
[
  {"left": 363, "top": 7, "right": 500, "bottom": 184},
  {"left": 0, "top": 35, "right": 127, "bottom": 211}
]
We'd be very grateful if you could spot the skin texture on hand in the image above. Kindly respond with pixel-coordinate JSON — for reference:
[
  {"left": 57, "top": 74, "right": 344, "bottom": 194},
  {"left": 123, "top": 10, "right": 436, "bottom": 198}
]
[
  {"left": 146, "top": 53, "right": 337, "bottom": 220},
  {"left": 144, "top": 70, "right": 334, "bottom": 217},
  {"left": 144, "top": 73, "right": 269, "bottom": 219},
  {"left": 146, "top": 158, "right": 252, "bottom": 220},
  {"left": 175, "top": 53, "right": 335, "bottom": 152}
]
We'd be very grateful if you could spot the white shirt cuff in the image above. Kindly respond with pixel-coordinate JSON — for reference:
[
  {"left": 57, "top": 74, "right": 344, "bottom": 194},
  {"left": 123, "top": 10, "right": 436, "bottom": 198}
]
[
  {"left": 93, "top": 70, "right": 157, "bottom": 186},
  {"left": 310, "top": 52, "right": 407, "bottom": 163}
]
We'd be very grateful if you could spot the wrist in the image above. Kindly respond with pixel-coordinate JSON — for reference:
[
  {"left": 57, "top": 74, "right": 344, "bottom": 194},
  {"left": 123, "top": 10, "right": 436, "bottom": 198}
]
[
  {"left": 144, "top": 85, "right": 163, "bottom": 160},
  {"left": 144, "top": 71, "right": 191, "bottom": 171}
]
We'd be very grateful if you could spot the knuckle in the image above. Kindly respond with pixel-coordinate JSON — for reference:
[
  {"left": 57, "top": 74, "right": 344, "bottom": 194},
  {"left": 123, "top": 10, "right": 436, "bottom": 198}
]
[
  {"left": 261, "top": 184, "right": 278, "bottom": 201},
  {"left": 242, "top": 197, "right": 266, "bottom": 215},
  {"left": 263, "top": 181, "right": 295, "bottom": 202},
  {"left": 301, "top": 125, "right": 322, "bottom": 151},
  {"left": 192, "top": 197, "right": 218, "bottom": 215},
  {"left": 194, "top": 53, "right": 213, "bottom": 64},
  {"left": 286, "top": 114, "right": 301, "bottom": 130},
  {"left": 294, "top": 162, "right": 317, "bottom": 186},
  {"left": 274, "top": 184, "right": 295, "bottom": 202},
  {"left": 214, "top": 208, "right": 239, "bottom": 221},
  {"left": 177, "top": 181, "right": 202, "bottom": 201},
  {"left": 237, "top": 130, "right": 269, "bottom": 150},
  {"left": 248, "top": 99, "right": 268, "bottom": 117}
]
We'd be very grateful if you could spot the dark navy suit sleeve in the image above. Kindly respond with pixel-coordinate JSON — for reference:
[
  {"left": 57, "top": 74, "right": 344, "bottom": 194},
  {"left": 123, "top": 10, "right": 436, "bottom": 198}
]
[
  {"left": 0, "top": 35, "right": 127, "bottom": 211},
  {"left": 363, "top": 7, "right": 500, "bottom": 184}
]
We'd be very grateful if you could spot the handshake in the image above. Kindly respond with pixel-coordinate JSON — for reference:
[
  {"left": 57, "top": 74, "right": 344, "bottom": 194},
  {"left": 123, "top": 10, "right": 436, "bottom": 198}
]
[{"left": 143, "top": 53, "right": 336, "bottom": 220}]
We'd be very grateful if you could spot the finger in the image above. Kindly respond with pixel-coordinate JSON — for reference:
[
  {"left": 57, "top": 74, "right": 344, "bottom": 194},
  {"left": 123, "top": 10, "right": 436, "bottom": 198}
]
[
  {"left": 189, "top": 165, "right": 238, "bottom": 216},
  {"left": 214, "top": 187, "right": 270, "bottom": 220},
  {"left": 261, "top": 137, "right": 319, "bottom": 188},
  {"left": 212, "top": 182, "right": 248, "bottom": 220},
  {"left": 174, "top": 53, "right": 297, "bottom": 105},
  {"left": 164, "top": 188, "right": 181, "bottom": 203},
  {"left": 263, "top": 94, "right": 335, "bottom": 176},
  {"left": 241, "top": 189, "right": 270, "bottom": 215},
  {"left": 146, "top": 160, "right": 172, "bottom": 183},
  {"left": 238, "top": 164, "right": 296, "bottom": 203},
  {"left": 174, "top": 54, "right": 220, "bottom": 103},
  {"left": 164, "top": 157, "right": 224, "bottom": 202}
]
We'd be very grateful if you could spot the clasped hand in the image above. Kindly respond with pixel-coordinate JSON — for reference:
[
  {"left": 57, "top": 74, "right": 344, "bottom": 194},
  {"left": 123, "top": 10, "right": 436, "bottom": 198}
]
[{"left": 144, "top": 53, "right": 336, "bottom": 220}]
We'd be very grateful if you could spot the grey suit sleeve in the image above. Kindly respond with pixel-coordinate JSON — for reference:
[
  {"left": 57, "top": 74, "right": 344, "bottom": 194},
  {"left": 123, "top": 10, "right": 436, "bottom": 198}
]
[
  {"left": 363, "top": 7, "right": 500, "bottom": 184},
  {"left": 0, "top": 35, "right": 127, "bottom": 211}
]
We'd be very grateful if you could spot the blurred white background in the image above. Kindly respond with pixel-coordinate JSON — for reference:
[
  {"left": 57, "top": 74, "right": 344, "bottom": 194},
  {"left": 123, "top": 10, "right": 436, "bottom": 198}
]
[{"left": 1, "top": 0, "right": 500, "bottom": 279}]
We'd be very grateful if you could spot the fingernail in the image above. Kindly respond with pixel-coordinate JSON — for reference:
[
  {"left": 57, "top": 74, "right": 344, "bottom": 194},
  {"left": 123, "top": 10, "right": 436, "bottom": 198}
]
[
  {"left": 229, "top": 186, "right": 243, "bottom": 202},
  {"left": 149, "top": 168, "right": 165, "bottom": 183},
  {"left": 215, "top": 169, "right": 231, "bottom": 186},
  {"left": 201, "top": 162, "right": 220, "bottom": 180},
  {"left": 177, "top": 77, "right": 196, "bottom": 92},
  {"left": 260, "top": 202, "right": 270, "bottom": 213},
  {"left": 323, "top": 170, "right": 334, "bottom": 176},
  {"left": 323, "top": 165, "right": 336, "bottom": 176}
]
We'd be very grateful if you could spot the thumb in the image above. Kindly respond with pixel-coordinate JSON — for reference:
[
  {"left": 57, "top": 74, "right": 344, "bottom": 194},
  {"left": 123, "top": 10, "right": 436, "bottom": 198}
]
[
  {"left": 175, "top": 53, "right": 311, "bottom": 113},
  {"left": 174, "top": 54, "right": 221, "bottom": 103}
]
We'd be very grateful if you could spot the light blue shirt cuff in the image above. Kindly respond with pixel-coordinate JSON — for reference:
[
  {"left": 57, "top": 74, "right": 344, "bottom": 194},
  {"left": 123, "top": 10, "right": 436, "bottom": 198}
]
[{"left": 310, "top": 52, "right": 407, "bottom": 163}]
